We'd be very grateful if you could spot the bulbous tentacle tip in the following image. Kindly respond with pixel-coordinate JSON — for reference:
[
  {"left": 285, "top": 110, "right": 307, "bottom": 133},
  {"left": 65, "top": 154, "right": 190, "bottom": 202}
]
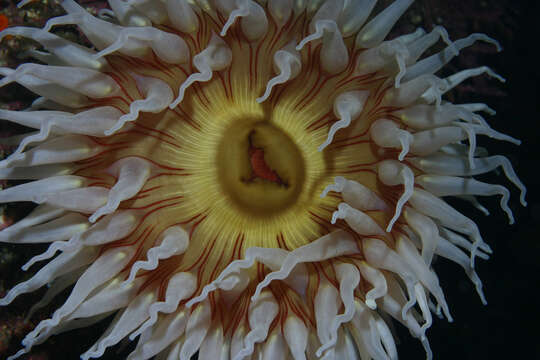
[
  {"left": 319, "top": 90, "right": 370, "bottom": 151},
  {"left": 220, "top": 1, "right": 249, "bottom": 37},
  {"left": 256, "top": 41, "right": 301, "bottom": 104},
  {"left": 169, "top": 33, "right": 232, "bottom": 109}
]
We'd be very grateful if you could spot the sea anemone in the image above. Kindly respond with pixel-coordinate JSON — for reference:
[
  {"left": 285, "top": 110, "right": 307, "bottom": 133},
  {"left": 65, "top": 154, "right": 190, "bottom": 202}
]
[{"left": 0, "top": 0, "right": 527, "bottom": 359}]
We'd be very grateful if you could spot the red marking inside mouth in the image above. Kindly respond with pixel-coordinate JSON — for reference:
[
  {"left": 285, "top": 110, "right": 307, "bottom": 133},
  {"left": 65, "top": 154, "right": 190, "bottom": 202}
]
[
  {"left": 246, "top": 131, "right": 285, "bottom": 186},
  {"left": 249, "top": 147, "right": 280, "bottom": 183},
  {"left": 0, "top": 14, "right": 9, "bottom": 31}
]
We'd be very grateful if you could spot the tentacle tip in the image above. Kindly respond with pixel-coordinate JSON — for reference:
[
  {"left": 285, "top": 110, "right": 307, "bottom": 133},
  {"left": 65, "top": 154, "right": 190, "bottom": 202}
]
[
  {"left": 104, "top": 126, "right": 120, "bottom": 136},
  {"left": 21, "top": 263, "right": 31, "bottom": 271},
  {"left": 331, "top": 211, "right": 339, "bottom": 224},
  {"left": 6, "top": 351, "right": 25, "bottom": 360},
  {"left": 479, "top": 293, "right": 488, "bottom": 305},
  {"left": 366, "top": 300, "right": 377, "bottom": 310},
  {"left": 119, "top": 279, "right": 133, "bottom": 289},
  {"left": 234, "top": 348, "right": 252, "bottom": 360},
  {"left": 169, "top": 97, "right": 183, "bottom": 110},
  {"left": 480, "top": 290, "right": 488, "bottom": 305}
]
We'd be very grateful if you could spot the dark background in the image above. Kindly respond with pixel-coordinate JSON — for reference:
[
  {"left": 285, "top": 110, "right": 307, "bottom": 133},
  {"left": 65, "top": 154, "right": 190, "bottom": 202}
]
[
  {"left": 0, "top": 0, "right": 539, "bottom": 359},
  {"left": 392, "top": 1, "right": 540, "bottom": 359}
]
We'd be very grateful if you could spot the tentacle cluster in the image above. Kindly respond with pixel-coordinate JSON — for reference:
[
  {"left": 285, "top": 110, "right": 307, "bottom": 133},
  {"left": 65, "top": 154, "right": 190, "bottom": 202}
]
[{"left": 0, "top": 1, "right": 525, "bottom": 360}]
